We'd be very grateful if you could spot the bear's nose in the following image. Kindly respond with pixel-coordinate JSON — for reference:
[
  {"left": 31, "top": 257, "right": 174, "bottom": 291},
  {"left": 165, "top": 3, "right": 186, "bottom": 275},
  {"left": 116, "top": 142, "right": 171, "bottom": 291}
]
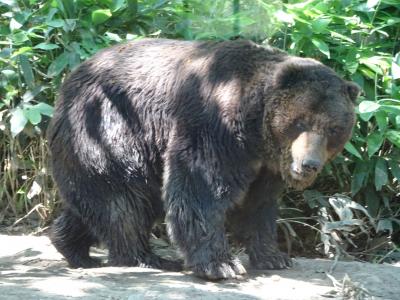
[{"left": 301, "top": 159, "right": 321, "bottom": 173}]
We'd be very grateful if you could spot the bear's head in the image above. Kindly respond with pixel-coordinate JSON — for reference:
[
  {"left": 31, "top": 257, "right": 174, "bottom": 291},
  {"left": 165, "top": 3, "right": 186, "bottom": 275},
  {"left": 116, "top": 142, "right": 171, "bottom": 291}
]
[{"left": 267, "top": 57, "right": 360, "bottom": 190}]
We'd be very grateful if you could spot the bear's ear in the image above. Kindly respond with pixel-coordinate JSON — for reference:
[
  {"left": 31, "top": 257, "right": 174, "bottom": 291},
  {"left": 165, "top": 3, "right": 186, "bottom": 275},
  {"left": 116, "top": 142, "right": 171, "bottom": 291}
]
[
  {"left": 273, "top": 61, "right": 307, "bottom": 89},
  {"left": 345, "top": 81, "right": 361, "bottom": 103}
]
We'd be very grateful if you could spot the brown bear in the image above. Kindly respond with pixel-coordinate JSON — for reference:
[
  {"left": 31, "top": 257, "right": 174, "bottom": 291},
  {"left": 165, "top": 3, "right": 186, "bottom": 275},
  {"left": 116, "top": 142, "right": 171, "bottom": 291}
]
[{"left": 48, "top": 38, "right": 359, "bottom": 280}]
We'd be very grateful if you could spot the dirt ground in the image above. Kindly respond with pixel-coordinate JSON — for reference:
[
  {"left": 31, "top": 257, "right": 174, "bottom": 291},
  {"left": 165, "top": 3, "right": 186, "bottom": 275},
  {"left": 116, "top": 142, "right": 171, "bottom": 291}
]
[{"left": 0, "top": 234, "right": 399, "bottom": 300}]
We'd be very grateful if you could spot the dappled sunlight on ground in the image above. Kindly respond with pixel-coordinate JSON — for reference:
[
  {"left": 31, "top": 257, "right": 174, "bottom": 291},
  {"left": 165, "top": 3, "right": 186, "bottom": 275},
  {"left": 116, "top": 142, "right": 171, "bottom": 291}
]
[{"left": 0, "top": 235, "right": 399, "bottom": 299}]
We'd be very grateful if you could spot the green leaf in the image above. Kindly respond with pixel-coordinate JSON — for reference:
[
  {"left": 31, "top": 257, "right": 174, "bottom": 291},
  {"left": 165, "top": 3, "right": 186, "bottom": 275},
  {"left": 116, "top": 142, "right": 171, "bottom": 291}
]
[
  {"left": 33, "top": 102, "right": 54, "bottom": 117},
  {"left": 11, "top": 31, "right": 29, "bottom": 44},
  {"left": 11, "top": 46, "right": 32, "bottom": 58},
  {"left": 0, "top": 0, "right": 17, "bottom": 6},
  {"left": 127, "top": 0, "right": 138, "bottom": 14},
  {"left": 60, "top": 0, "right": 76, "bottom": 18},
  {"left": 379, "top": 99, "right": 400, "bottom": 105},
  {"left": 355, "top": 3, "right": 376, "bottom": 12},
  {"left": 363, "top": 62, "right": 384, "bottom": 75},
  {"left": 46, "top": 19, "right": 65, "bottom": 28},
  {"left": 375, "top": 158, "right": 388, "bottom": 191},
  {"left": 19, "top": 55, "right": 34, "bottom": 88},
  {"left": 360, "top": 112, "right": 376, "bottom": 122},
  {"left": 27, "top": 31, "right": 43, "bottom": 39},
  {"left": 329, "top": 196, "right": 353, "bottom": 221},
  {"left": 275, "top": 10, "right": 295, "bottom": 24},
  {"left": 68, "top": 51, "right": 80, "bottom": 69},
  {"left": 324, "top": 219, "right": 363, "bottom": 231},
  {"left": 0, "top": 48, "right": 11, "bottom": 57},
  {"left": 344, "top": 57, "right": 359, "bottom": 74},
  {"left": 126, "top": 33, "right": 138, "bottom": 41},
  {"left": 10, "top": 18, "right": 23, "bottom": 31},
  {"left": 303, "top": 190, "right": 327, "bottom": 209},
  {"left": 92, "top": 9, "right": 112, "bottom": 25},
  {"left": 235, "top": 16, "right": 256, "bottom": 27},
  {"left": 111, "top": 0, "right": 125, "bottom": 12},
  {"left": 351, "top": 161, "right": 369, "bottom": 195},
  {"left": 13, "top": 10, "right": 31, "bottom": 24},
  {"left": 22, "top": 85, "right": 47, "bottom": 103},
  {"left": 311, "top": 18, "right": 331, "bottom": 34},
  {"left": 386, "top": 130, "right": 400, "bottom": 148},
  {"left": 314, "top": 2, "right": 329, "bottom": 12},
  {"left": 63, "top": 19, "right": 76, "bottom": 32},
  {"left": 34, "top": 43, "right": 60, "bottom": 50},
  {"left": 377, "top": 219, "right": 393, "bottom": 234},
  {"left": 311, "top": 38, "right": 330, "bottom": 58},
  {"left": 381, "top": 105, "right": 400, "bottom": 115},
  {"left": 105, "top": 32, "right": 122, "bottom": 42},
  {"left": 367, "top": 133, "right": 384, "bottom": 157},
  {"left": 364, "top": 187, "right": 380, "bottom": 217},
  {"left": 45, "top": 7, "right": 58, "bottom": 22},
  {"left": 388, "top": 160, "right": 400, "bottom": 181},
  {"left": 344, "top": 50, "right": 358, "bottom": 69},
  {"left": 358, "top": 101, "right": 380, "bottom": 113},
  {"left": 10, "top": 107, "right": 28, "bottom": 137},
  {"left": 367, "top": 0, "right": 380, "bottom": 9},
  {"left": 54, "top": 0, "right": 66, "bottom": 16},
  {"left": 359, "top": 66, "right": 377, "bottom": 80},
  {"left": 47, "top": 52, "right": 69, "bottom": 77},
  {"left": 330, "top": 31, "right": 355, "bottom": 43},
  {"left": 360, "top": 57, "right": 390, "bottom": 75},
  {"left": 24, "top": 107, "right": 42, "bottom": 125},
  {"left": 375, "top": 111, "right": 388, "bottom": 132},
  {"left": 356, "top": 101, "right": 381, "bottom": 122},
  {"left": 382, "top": 0, "right": 400, "bottom": 4},
  {"left": 344, "top": 142, "right": 362, "bottom": 159},
  {"left": 1, "top": 69, "right": 17, "bottom": 79},
  {"left": 392, "top": 61, "right": 400, "bottom": 79}
]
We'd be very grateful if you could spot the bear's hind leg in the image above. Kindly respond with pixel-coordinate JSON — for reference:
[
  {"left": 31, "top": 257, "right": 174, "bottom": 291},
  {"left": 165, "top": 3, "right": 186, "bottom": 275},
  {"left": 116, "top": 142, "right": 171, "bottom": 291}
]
[
  {"left": 50, "top": 210, "right": 101, "bottom": 268},
  {"left": 103, "top": 192, "right": 182, "bottom": 272}
]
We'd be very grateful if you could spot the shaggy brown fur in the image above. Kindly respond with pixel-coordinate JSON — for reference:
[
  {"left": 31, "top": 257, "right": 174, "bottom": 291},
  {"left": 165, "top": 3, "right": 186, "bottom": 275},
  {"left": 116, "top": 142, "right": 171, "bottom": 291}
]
[{"left": 48, "top": 39, "right": 359, "bottom": 280}]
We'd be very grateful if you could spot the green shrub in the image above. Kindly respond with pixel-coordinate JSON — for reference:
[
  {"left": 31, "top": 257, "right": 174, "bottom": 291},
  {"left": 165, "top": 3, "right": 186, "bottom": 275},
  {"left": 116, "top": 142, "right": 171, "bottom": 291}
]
[{"left": 274, "top": 0, "right": 400, "bottom": 261}]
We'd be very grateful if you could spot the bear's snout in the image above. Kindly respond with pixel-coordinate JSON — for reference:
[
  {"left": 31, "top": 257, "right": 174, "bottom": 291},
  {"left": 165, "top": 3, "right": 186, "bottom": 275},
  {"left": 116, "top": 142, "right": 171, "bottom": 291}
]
[
  {"left": 290, "top": 158, "right": 322, "bottom": 180},
  {"left": 289, "top": 131, "right": 327, "bottom": 185},
  {"left": 301, "top": 159, "right": 321, "bottom": 173}
]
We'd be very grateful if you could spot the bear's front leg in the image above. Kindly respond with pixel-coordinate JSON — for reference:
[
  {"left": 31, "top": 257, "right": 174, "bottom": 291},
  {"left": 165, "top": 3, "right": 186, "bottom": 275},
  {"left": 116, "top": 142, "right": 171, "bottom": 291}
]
[
  {"left": 227, "top": 168, "right": 292, "bottom": 270},
  {"left": 163, "top": 151, "right": 247, "bottom": 280}
]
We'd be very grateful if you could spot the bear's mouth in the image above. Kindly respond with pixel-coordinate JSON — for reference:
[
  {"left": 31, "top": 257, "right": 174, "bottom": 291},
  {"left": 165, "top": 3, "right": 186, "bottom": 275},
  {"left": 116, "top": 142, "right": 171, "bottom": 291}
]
[
  {"left": 278, "top": 146, "right": 322, "bottom": 190},
  {"left": 289, "top": 168, "right": 308, "bottom": 181},
  {"left": 287, "top": 161, "right": 319, "bottom": 190}
]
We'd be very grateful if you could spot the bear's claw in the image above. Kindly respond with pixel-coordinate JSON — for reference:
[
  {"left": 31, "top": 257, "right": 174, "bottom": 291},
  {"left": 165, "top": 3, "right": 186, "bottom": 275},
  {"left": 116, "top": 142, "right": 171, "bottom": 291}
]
[
  {"left": 250, "top": 252, "right": 292, "bottom": 270},
  {"left": 192, "top": 257, "right": 247, "bottom": 280}
]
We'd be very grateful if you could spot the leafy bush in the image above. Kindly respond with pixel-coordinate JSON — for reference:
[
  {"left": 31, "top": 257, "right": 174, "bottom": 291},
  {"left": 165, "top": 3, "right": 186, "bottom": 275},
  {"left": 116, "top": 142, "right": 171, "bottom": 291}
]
[{"left": 275, "top": 0, "right": 400, "bottom": 261}]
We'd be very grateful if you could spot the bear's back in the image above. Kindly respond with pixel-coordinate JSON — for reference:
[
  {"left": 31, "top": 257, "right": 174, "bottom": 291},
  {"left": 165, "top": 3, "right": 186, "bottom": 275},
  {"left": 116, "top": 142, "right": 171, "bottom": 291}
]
[{"left": 48, "top": 39, "right": 286, "bottom": 176}]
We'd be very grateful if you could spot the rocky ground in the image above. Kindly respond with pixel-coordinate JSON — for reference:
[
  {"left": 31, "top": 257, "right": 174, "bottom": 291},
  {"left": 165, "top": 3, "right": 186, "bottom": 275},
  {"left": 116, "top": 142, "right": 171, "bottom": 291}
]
[{"left": 0, "top": 234, "right": 399, "bottom": 300}]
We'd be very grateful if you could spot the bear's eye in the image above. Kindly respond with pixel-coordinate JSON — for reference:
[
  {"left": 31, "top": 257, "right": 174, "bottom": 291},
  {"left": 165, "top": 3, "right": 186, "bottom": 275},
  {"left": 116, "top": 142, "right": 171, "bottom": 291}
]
[
  {"left": 294, "top": 120, "right": 307, "bottom": 132},
  {"left": 328, "top": 127, "right": 343, "bottom": 136}
]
